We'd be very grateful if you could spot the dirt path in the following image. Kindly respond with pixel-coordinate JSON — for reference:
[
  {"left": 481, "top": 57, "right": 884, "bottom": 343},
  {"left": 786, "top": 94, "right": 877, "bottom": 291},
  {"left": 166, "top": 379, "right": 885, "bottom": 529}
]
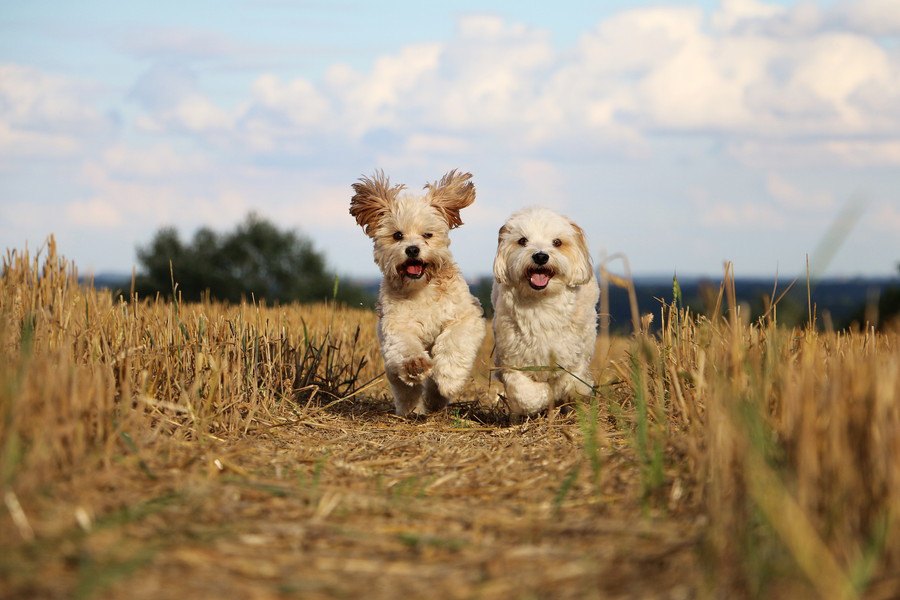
[{"left": 2, "top": 399, "right": 702, "bottom": 600}]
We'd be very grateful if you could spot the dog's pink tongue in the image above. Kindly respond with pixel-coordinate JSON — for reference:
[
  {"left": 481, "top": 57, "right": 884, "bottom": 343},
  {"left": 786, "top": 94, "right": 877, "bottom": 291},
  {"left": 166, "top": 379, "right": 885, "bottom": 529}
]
[
  {"left": 406, "top": 263, "right": 424, "bottom": 276},
  {"left": 530, "top": 272, "right": 550, "bottom": 288}
]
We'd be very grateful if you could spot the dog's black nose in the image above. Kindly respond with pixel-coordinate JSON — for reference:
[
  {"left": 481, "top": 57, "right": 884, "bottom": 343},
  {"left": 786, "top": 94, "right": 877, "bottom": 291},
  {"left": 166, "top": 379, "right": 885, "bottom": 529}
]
[
  {"left": 532, "top": 251, "right": 549, "bottom": 265},
  {"left": 405, "top": 245, "right": 420, "bottom": 258}
]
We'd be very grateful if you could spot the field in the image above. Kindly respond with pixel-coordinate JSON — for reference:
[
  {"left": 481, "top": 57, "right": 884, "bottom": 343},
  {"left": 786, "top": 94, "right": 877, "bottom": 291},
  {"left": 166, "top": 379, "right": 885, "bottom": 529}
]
[{"left": 2, "top": 241, "right": 899, "bottom": 599}]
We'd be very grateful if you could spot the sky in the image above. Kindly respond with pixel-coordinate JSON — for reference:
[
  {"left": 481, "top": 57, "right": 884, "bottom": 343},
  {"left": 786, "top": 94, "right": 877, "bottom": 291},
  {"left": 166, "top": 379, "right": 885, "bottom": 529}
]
[{"left": 1, "top": 0, "right": 899, "bottom": 281}]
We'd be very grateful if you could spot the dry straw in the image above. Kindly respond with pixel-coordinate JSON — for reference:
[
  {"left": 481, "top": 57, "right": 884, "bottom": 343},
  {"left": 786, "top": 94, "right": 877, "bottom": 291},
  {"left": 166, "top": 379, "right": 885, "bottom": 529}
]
[{"left": 1, "top": 239, "right": 898, "bottom": 598}]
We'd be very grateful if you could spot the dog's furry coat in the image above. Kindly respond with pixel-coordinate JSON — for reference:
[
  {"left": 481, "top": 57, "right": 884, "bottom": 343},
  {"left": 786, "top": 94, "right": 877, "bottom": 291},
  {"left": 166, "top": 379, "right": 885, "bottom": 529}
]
[
  {"left": 491, "top": 207, "right": 599, "bottom": 416},
  {"left": 351, "top": 170, "right": 485, "bottom": 416}
]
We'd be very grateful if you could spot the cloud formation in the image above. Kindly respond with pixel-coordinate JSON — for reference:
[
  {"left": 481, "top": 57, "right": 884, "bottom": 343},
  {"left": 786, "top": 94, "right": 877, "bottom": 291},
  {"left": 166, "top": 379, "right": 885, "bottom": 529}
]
[
  {"left": 1, "top": 0, "right": 898, "bottom": 276},
  {"left": 113, "top": 1, "right": 900, "bottom": 166},
  {"left": 0, "top": 64, "right": 112, "bottom": 157}
]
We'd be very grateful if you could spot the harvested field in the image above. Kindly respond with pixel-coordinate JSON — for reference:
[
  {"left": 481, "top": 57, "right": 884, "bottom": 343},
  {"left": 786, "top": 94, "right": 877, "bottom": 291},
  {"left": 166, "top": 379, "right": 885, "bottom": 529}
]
[{"left": 2, "top": 242, "right": 899, "bottom": 599}]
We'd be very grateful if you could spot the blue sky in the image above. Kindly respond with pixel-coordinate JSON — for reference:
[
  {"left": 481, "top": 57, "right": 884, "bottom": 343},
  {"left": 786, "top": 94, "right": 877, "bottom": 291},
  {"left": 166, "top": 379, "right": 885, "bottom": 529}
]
[{"left": 1, "top": 0, "right": 898, "bottom": 280}]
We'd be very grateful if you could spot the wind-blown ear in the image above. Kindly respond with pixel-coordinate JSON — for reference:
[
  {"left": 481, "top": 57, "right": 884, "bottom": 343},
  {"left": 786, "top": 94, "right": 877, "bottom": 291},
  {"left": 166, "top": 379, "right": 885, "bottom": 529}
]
[
  {"left": 424, "top": 169, "right": 475, "bottom": 229},
  {"left": 493, "top": 224, "right": 510, "bottom": 285},
  {"left": 350, "top": 171, "right": 405, "bottom": 237},
  {"left": 566, "top": 220, "right": 594, "bottom": 286}
]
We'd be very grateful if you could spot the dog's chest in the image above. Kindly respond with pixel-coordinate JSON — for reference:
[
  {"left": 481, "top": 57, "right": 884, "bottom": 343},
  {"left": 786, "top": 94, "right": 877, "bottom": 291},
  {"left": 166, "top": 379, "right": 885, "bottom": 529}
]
[
  {"left": 378, "top": 286, "right": 463, "bottom": 347},
  {"left": 500, "top": 290, "right": 579, "bottom": 360},
  {"left": 512, "top": 293, "right": 574, "bottom": 331}
]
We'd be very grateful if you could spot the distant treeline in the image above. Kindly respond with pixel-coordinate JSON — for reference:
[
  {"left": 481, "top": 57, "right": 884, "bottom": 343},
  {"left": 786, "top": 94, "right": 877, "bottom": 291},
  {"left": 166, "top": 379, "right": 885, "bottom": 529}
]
[
  {"left": 280, "top": 274, "right": 899, "bottom": 332},
  {"left": 88, "top": 213, "right": 898, "bottom": 331},
  {"left": 91, "top": 271, "right": 898, "bottom": 331},
  {"left": 102, "top": 213, "right": 371, "bottom": 307},
  {"left": 466, "top": 275, "right": 899, "bottom": 332}
]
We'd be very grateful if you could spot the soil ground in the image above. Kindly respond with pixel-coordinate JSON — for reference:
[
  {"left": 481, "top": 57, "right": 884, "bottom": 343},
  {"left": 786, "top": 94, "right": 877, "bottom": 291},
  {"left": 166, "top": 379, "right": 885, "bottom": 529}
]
[{"left": 2, "top": 395, "right": 704, "bottom": 600}]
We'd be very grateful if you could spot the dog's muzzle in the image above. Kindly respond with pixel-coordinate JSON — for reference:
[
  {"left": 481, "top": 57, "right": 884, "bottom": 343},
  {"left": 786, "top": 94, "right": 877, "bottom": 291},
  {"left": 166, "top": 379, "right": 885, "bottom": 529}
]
[
  {"left": 399, "top": 258, "right": 426, "bottom": 279},
  {"left": 527, "top": 266, "right": 553, "bottom": 290},
  {"left": 527, "top": 252, "right": 553, "bottom": 290}
]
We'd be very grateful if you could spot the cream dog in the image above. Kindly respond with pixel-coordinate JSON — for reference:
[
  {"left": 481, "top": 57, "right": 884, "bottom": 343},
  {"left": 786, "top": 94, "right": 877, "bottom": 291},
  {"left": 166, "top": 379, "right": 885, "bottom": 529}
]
[
  {"left": 350, "top": 170, "right": 485, "bottom": 416},
  {"left": 491, "top": 207, "right": 599, "bottom": 417}
]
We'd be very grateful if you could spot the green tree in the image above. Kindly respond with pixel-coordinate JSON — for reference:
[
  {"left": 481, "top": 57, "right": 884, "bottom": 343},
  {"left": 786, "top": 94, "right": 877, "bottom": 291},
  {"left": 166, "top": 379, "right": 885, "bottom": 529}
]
[
  {"left": 134, "top": 213, "right": 372, "bottom": 306},
  {"left": 470, "top": 276, "right": 494, "bottom": 318},
  {"left": 882, "top": 262, "right": 900, "bottom": 325},
  {"left": 840, "top": 262, "right": 900, "bottom": 330}
]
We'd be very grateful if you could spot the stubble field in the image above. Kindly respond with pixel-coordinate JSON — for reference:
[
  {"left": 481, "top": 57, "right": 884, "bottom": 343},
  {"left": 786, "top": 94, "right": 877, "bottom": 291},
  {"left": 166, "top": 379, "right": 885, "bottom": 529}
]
[{"left": 1, "top": 242, "right": 898, "bottom": 599}]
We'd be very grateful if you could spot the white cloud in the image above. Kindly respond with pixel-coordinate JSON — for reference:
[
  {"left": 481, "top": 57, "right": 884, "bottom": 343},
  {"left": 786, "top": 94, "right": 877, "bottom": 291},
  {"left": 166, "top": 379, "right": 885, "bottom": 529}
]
[
  {"left": 279, "top": 183, "right": 358, "bottom": 228},
  {"left": 4, "top": 2, "right": 900, "bottom": 278},
  {"left": 101, "top": 143, "right": 210, "bottom": 178},
  {"left": 404, "top": 134, "right": 470, "bottom": 155},
  {"left": 714, "top": 0, "right": 824, "bottom": 36},
  {"left": 0, "top": 64, "right": 111, "bottom": 156},
  {"left": 516, "top": 159, "right": 568, "bottom": 209},
  {"left": 700, "top": 201, "right": 786, "bottom": 228},
  {"left": 121, "top": 27, "right": 247, "bottom": 61},
  {"left": 0, "top": 64, "right": 104, "bottom": 128},
  {"left": 821, "top": 140, "right": 900, "bottom": 166},
  {"left": 0, "top": 201, "right": 50, "bottom": 230},
  {"left": 324, "top": 43, "right": 442, "bottom": 137},
  {"left": 75, "top": 159, "right": 247, "bottom": 231},
  {"left": 132, "top": 93, "right": 232, "bottom": 134},
  {"left": 250, "top": 74, "right": 331, "bottom": 128},
  {"left": 766, "top": 173, "right": 835, "bottom": 209},
  {"left": 736, "top": 138, "right": 900, "bottom": 168},
  {"left": 313, "top": 8, "right": 896, "bottom": 161},
  {"left": 95, "top": 3, "right": 900, "bottom": 171},
  {"left": 129, "top": 62, "right": 233, "bottom": 134},
  {"left": 65, "top": 198, "right": 123, "bottom": 228},
  {"left": 713, "top": 0, "right": 787, "bottom": 32},
  {"left": 867, "top": 202, "right": 900, "bottom": 233},
  {"left": 0, "top": 121, "right": 80, "bottom": 157},
  {"left": 836, "top": 0, "right": 900, "bottom": 36},
  {"left": 167, "top": 94, "right": 232, "bottom": 132}
]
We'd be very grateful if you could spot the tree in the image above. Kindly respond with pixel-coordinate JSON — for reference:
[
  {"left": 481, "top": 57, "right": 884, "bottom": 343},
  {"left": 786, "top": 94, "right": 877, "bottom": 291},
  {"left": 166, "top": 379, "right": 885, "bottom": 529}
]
[
  {"left": 134, "top": 213, "right": 372, "bottom": 306},
  {"left": 839, "top": 262, "right": 900, "bottom": 330}
]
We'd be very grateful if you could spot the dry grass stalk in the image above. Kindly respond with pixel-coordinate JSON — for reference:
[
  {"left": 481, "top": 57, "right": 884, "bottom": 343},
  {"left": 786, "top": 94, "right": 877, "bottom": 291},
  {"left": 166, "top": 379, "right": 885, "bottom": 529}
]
[{"left": 1, "top": 240, "right": 898, "bottom": 599}]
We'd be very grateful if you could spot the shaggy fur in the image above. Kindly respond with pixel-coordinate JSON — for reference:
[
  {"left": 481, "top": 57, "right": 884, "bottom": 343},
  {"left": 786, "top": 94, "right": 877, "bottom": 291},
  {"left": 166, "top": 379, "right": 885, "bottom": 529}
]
[
  {"left": 491, "top": 207, "right": 599, "bottom": 417},
  {"left": 351, "top": 170, "right": 485, "bottom": 416}
]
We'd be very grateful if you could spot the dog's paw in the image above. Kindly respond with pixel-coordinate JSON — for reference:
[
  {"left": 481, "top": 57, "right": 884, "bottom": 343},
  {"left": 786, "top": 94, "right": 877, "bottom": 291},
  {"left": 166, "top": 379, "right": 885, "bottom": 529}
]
[{"left": 399, "top": 355, "right": 433, "bottom": 385}]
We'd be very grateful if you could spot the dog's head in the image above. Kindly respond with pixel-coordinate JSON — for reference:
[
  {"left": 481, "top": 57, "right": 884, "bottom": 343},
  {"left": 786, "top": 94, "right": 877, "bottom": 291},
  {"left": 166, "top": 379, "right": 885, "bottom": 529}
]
[
  {"left": 350, "top": 169, "right": 475, "bottom": 288},
  {"left": 493, "top": 206, "right": 593, "bottom": 293}
]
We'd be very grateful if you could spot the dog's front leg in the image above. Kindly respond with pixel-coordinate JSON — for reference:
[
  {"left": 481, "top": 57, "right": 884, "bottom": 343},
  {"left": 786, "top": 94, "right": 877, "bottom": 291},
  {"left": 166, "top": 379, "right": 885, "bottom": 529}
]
[
  {"left": 385, "top": 370, "right": 425, "bottom": 416},
  {"left": 500, "top": 369, "right": 551, "bottom": 417},
  {"left": 550, "top": 368, "right": 595, "bottom": 403},
  {"left": 383, "top": 345, "right": 430, "bottom": 416},
  {"left": 379, "top": 321, "right": 433, "bottom": 415},
  {"left": 427, "top": 316, "right": 486, "bottom": 410},
  {"left": 379, "top": 317, "right": 434, "bottom": 382}
]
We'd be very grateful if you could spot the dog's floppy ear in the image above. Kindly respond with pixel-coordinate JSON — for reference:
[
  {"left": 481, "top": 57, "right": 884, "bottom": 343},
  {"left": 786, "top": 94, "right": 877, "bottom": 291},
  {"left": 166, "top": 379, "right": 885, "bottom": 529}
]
[
  {"left": 492, "top": 224, "right": 510, "bottom": 285},
  {"left": 350, "top": 170, "right": 405, "bottom": 237},
  {"left": 425, "top": 169, "right": 475, "bottom": 229},
  {"left": 565, "top": 219, "right": 594, "bottom": 286}
]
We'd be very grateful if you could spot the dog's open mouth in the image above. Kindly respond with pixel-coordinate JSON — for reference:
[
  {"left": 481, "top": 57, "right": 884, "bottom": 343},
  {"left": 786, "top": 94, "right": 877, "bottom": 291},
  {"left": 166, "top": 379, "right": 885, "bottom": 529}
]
[
  {"left": 527, "top": 267, "right": 554, "bottom": 290},
  {"left": 400, "top": 258, "right": 427, "bottom": 279}
]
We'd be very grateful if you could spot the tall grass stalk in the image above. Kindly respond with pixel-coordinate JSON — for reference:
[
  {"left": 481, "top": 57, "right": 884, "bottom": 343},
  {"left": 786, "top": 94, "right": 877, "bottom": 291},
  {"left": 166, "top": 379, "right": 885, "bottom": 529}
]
[
  {"left": 0, "top": 239, "right": 381, "bottom": 501},
  {"left": 663, "top": 265, "right": 896, "bottom": 596},
  {"left": 601, "top": 257, "right": 899, "bottom": 595},
  {"left": 2, "top": 239, "right": 898, "bottom": 597}
]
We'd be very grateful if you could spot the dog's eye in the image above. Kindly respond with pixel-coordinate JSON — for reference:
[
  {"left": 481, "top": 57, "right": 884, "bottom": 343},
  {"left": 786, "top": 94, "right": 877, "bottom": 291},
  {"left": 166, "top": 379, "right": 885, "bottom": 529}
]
[
  {"left": 423, "top": 232, "right": 433, "bottom": 239},
  {"left": 517, "top": 237, "right": 527, "bottom": 246},
  {"left": 552, "top": 238, "right": 562, "bottom": 247},
  {"left": 393, "top": 231, "right": 403, "bottom": 241}
]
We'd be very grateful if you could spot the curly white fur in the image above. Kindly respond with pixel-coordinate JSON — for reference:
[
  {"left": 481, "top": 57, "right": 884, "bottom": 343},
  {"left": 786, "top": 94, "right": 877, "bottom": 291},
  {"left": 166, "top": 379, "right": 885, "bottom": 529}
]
[
  {"left": 350, "top": 170, "right": 485, "bottom": 416},
  {"left": 491, "top": 207, "right": 599, "bottom": 417}
]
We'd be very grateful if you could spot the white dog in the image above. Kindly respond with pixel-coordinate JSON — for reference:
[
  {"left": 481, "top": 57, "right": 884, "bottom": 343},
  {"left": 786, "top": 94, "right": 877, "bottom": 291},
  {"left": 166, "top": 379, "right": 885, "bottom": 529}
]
[
  {"left": 491, "top": 207, "right": 599, "bottom": 417},
  {"left": 350, "top": 170, "right": 486, "bottom": 416}
]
